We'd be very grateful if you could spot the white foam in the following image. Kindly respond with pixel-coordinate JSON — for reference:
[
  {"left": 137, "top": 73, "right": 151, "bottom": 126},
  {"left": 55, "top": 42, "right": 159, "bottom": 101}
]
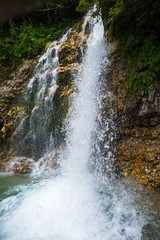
[{"left": 0, "top": 13, "right": 144, "bottom": 240}]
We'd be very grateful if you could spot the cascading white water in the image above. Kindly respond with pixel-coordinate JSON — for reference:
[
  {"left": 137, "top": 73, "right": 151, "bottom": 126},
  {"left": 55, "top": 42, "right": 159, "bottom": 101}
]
[
  {"left": 61, "top": 15, "right": 107, "bottom": 176},
  {"left": 13, "top": 29, "right": 72, "bottom": 159},
  {"left": 1, "top": 11, "right": 159, "bottom": 240}
]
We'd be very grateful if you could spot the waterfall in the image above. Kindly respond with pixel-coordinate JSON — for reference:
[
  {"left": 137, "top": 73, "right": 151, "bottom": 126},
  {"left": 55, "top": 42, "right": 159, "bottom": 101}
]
[
  {"left": 1, "top": 11, "right": 159, "bottom": 240},
  {"left": 12, "top": 29, "right": 72, "bottom": 159},
  {"left": 61, "top": 14, "right": 108, "bottom": 176}
]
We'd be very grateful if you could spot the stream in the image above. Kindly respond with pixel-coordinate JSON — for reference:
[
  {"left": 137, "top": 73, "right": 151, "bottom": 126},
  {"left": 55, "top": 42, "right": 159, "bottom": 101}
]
[{"left": 0, "top": 11, "right": 160, "bottom": 240}]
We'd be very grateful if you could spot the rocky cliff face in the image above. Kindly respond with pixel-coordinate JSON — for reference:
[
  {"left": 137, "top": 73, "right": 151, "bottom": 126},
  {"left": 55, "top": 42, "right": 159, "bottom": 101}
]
[
  {"left": 0, "top": 18, "right": 92, "bottom": 173},
  {"left": 1, "top": 16, "right": 160, "bottom": 189},
  {"left": 0, "top": 59, "right": 38, "bottom": 169},
  {"left": 107, "top": 40, "right": 160, "bottom": 190}
]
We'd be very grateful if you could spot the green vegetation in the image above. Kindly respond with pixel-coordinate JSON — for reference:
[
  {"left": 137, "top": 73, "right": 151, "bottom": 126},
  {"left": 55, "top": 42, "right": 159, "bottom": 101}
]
[
  {"left": 78, "top": 0, "right": 160, "bottom": 93},
  {"left": 104, "top": 0, "right": 160, "bottom": 93},
  {"left": 77, "top": 0, "right": 94, "bottom": 12},
  {"left": 0, "top": 0, "right": 81, "bottom": 82},
  {"left": 1, "top": 0, "right": 160, "bottom": 93}
]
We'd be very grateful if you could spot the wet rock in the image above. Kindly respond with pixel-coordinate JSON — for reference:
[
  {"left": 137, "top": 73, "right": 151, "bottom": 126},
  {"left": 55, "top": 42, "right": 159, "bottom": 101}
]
[
  {"left": 0, "top": 59, "right": 37, "bottom": 147},
  {"left": 58, "top": 20, "right": 89, "bottom": 89},
  {"left": 35, "top": 151, "right": 60, "bottom": 173},
  {"left": 107, "top": 40, "right": 160, "bottom": 190},
  {"left": 3, "top": 157, "right": 34, "bottom": 174},
  {"left": 148, "top": 89, "right": 156, "bottom": 103},
  {"left": 50, "top": 158, "right": 59, "bottom": 169}
]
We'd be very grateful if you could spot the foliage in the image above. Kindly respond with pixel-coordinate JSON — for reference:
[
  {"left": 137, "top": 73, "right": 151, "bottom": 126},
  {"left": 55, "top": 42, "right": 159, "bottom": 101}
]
[
  {"left": 77, "top": 0, "right": 95, "bottom": 12},
  {"left": 99, "top": 0, "right": 160, "bottom": 92},
  {"left": 1, "top": 0, "right": 160, "bottom": 93},
  {"left": 77, "top": 0, "right": 160, "bottom": 92},
  {"left": 0, "top": 0, "right": 81, "bottom": 81}
]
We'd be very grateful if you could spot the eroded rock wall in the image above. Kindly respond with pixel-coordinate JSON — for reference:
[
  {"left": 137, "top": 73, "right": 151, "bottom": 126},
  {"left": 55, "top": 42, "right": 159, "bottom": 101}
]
[
  {"left": 107, "top": 40, "right": 160, "bottom": 190},
  {"left": 0, "top": 59, "right": 38, "bottom": 168}
]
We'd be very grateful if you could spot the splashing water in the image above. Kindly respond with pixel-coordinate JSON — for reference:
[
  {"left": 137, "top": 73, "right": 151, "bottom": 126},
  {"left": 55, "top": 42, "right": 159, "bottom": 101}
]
[
  {"left": 0, "top": 12, "right": 160, "bottom": 240},
  {"left": 12, "top": 28, "right": 72, "bottom": 159}
]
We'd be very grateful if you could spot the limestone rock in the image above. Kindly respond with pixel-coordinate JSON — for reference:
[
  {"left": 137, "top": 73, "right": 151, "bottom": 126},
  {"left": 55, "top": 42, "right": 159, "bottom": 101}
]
[{"left": 3, "top": 157, "right": 34, "bottom": 174}]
